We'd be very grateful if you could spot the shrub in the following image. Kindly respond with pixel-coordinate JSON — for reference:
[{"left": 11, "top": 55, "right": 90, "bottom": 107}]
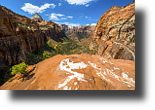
[{"left": 11, "top": 62, "right": 28, "bottom": 75}]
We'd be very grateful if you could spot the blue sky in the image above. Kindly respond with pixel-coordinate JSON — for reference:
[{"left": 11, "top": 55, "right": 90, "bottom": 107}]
[{"left": 0, "top": 0, "right": 135, "bottom": 26}]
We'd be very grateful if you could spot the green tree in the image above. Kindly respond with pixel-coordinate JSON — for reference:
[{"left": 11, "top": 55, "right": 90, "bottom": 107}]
[{"left": 11, "top": 62, "right": 28, "bottom": 75}]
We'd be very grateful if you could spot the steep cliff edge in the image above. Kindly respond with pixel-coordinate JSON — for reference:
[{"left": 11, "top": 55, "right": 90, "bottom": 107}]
[
  {"left": 0, "top": 6, "right": 65, "bottom": 71},
  {"left": 94, "top": 2, "right": 135, "bottom": 60},
  {"left": 0, "top": 6, "right": 46, "bottom": 70}
]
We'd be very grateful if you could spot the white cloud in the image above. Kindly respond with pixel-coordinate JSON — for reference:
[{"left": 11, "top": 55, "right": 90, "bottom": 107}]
[
  {"left": 21, "top": 3, "right": 56, "bottom": 14},
  {"left": 65, "top": 0, "right": 91, "bottom": 5},
  {"left": 56, "top": 22, "right": 80, "bottom": 27},
  {"left": 49, "top": 13, "right": 66, "bottom": 20},
  {"left": 64, "top": 22, "right": 80, "bottom": 27},
  {"left": 91, "top": 23, "right": 97, "bottom": 26},
  {"left": 58, "top": 3, "right": 62, "bottom": 6},
  {"left": 49, "top": 13, "right": 73, "bottom": 21},
  {"left": 85, "top": 4, "right": 89, "bottom": 7},
  {"left": 85, "top": 16, "right": 91, "bottom": 19},
  {"left": 67, "top": 16, "right": 73, "bottom": 19},
  {"left": 65, "top": 0, "right": 98, "bottom": 6}
]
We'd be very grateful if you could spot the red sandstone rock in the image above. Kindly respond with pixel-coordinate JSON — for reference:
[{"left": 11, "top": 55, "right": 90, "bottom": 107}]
[
  {"left": 0, "top": 6, "right": 65, "bottom": 70},
  {"left": 0, "top": 54, "right": 135, "bottom": 90},
  {"left": 94, "top": 2, "right": 135, "bottom": 60}
]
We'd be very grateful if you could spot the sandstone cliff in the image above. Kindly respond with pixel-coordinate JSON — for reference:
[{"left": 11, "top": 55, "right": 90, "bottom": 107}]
[
  {"left": 0, "top": 6, "right": 45, "bottom": 70},
  {"left": 39, "top": 20, "right": 65, "bottom": 41},
  {"left": 63, "top": 25, "right": 96, "bottom": 42},
  {"left": 94, "top": 2, "right": 135, "bottom": 60},
  {"left": 0, "top": 54, "right": 135, "bottom": 90},
  {"left": 0, "top": 6, "right": 65, "bottom": 71},
  {"left": 61, "top": 24, "right": 96, "bottom": 35}
]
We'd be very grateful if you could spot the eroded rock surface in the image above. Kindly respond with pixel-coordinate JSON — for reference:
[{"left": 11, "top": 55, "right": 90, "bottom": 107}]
[
  {"left": 94, "top": 2, "right": 135, "bottom": 60},
  {"left": 0, "top": 54, "right": 135, "bottom": 90},
  {"left": 0, "top": 6, "right": 65, "bottom": 70}
]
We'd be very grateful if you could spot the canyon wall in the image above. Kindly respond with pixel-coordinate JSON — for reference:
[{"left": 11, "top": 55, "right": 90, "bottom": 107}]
[
  {"left": 0, "top": 6, "right": 65, "bottom": 70},
  {"left": 94, "top": 2, "right": 135, "bottom": 60},
  {"left": 61, "top": 24, "right": 96, "bottom": 35}
]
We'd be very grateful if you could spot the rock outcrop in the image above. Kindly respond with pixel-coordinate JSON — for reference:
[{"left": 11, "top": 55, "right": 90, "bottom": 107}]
[
  {"left": 94, "top": 2, "right": 135, "bottom": 60},
  {"left": 0, "top": 54, "right": 135, "bottom": 90},
  {"left": 61, "top": 24, "right": 96, "bottom": 35},
  {"left": 39, "top": 20, "right": 65, "bottom": 40},
  {"left": 0, "top": 6, "right": 45, "bottom": 70},
  {"left": 0, "top": 6, "right": 65, "bottom": 70},
  {"left": 30, "top": 13, "right": 43, "bottom": 22}
]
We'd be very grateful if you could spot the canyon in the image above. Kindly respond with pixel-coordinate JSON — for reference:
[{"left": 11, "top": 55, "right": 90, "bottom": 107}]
[
  {"left": 0, "top": 6, "right": 65, "bottom": 70},
  {"left": 0, "top": 1, "right": 135, "bottom": 90}
]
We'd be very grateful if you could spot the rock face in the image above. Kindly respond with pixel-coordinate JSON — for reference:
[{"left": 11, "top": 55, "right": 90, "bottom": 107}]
[
  {"left": 0, "top": 54, "right": 135, "bottom": 90},
  {"left": 62, "top": 24, "right": 96, "bottom": 42},
  {"left": 0, "top": 6, "right": 45, "bottom": 69},
  {"left": 0, "top": 6, "right": 65, "bottom": 70},
  {"left": 1, "top": 6, "right": 39, "bottom": 30},
  {"left": 61, "top": 24, "right": 96, "bottom": 35},
  {"left": 39, "top": 20, "right": 65, "bottom": 40},
  {"left": 94, "top": 2, "right": 135, "bottom": 60},
  {"left": 0, "top": 6, "right": 26, "bottom": 69},
  {"left": 30, "top": 13, "right": 43, "bottom": 22}
]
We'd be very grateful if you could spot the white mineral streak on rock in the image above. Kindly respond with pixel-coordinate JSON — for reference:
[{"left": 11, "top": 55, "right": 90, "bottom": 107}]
[
  {"left": 106, "top": 69, "right": 135, "bottom": 87},
  {"left": 114, "top": 67, "right": 120, "bottom": 70},
  {"left": 96, "top": 71, "right": 112, "bottom": 83},
  {"left": 57, "top": 58, "right": 135, "bottom": 89},
  {"left": 88, "top": 61, "right": 101, "bottom": 70},
  {"left": 121, "top": 73, "right": 135, "bottom": 87},
  {"left": 58, "top": 58, "right": 87, "bottom": 89},
  {"left": 93, "top": 58, "right": 135, "bottom": 88},
  {"left": 99, "top": 58, "right": 108, "bottom": 63}
]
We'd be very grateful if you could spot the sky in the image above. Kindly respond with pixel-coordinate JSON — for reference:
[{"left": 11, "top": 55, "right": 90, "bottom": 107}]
[{"left": 0, "top": 0, "right": 135, "bottom": 26}]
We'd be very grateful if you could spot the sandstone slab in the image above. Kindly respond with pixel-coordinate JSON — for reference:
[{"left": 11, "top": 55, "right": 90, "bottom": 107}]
[{"left": 0, "top": 54, "right": 135, "bottom": 90}]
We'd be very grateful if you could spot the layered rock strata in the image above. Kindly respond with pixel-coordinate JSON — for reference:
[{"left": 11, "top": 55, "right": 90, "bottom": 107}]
[
  {"left": 94, "top": 2, "right": 135, "bottom": 60},
  {"left": 0, "top": 6, "right": 65, "bottom": 70}
]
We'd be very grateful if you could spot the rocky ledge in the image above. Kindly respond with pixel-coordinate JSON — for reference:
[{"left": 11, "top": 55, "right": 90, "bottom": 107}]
[{"left": 0, "top": 54, "right": 135, "bottom": 90}]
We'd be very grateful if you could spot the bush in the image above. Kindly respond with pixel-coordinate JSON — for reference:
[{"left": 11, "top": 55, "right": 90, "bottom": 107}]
[{"left": 11, "top": 62, "right": 28, "bottom": 75}]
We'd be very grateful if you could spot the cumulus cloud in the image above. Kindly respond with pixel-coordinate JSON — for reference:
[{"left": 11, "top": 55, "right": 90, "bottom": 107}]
[
  {"left": 58, "top": 3, "right": 62, "bottom": 6},
  {"left": 21, "top": 3, "right": 56, "bottom": 14},
  {"left": 49, "top": 13, "right": 66, "bottom": 20},
  {"left": 65, "top": 0, "right": 98, "bottom": 7},
  {"left": 49, "top": 13, "right": 73, "bottom": 21}
]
